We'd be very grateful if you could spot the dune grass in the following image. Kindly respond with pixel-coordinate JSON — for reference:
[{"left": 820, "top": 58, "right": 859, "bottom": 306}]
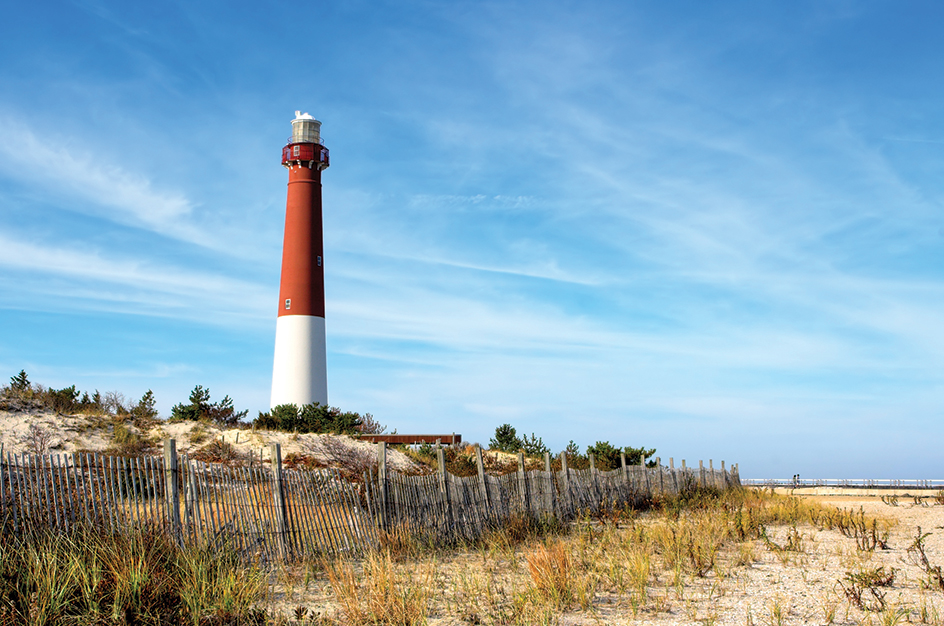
[
  {"left": 0, "top": 523, "right": 265, "bottom": 625},
  {"left": 270, "top": 487, "right": 919, "bottom": 625},
  {"left": 3, "top": 487, "right": 919, "bottom": 625}
]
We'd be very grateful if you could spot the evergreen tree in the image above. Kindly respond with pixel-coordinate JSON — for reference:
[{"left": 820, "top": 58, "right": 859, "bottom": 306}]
[
  {"left": 170, "top": 385, "right": 247, "bottom": 426},
  {"left": 45, "top": 385, "right": 80, "bottom": 414},
  {"left": 489, "top": 423, "right": 522, "bottom": 452},
  {"left": 131, "top": 390, "right": 159, "bottom": 422},
  {"left": 9, "top": 370, "right": 29, "bottom": 392},
  {"left": 520, "top": 433, "right": 549, "bottom": 457}
]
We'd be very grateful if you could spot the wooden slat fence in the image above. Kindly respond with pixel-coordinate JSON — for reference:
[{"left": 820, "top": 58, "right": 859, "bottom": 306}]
[
  {"left": 0, "top": 441, "right": 376, "bottom": 562},
  {"left": 0, "top": 439, "right": 739, "bottom": 560},
  {"left": 368, "top": 444, "right": 741, "bottom": 545}
]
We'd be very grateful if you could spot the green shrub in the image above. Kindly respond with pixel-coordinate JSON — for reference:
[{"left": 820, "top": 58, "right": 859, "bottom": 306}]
[
  {"left": 489, "top": 423, "right": 521, "bottom": 452},
  {"left": 109, "top": 423, "right": 153, "bottom": 456},
  {"left": 170, "top": 385, "right": 247, "bottom": 427},
  {"left": 585, "top": 441, "right": 657, "bottom": 471},
  {"left": 563, "top": 440, "right": 590, "bottom": 470},
  {"left": 42, "top": 385, "right": 80, "bottom": 414},
  {"left": 488, "top": 424, "right": 549, "bottom": 457},
  {"left": 9, "top": 370, "right": 29, "bottom": 393},
  {"left": 77, "top": 390, "right": 106, "bottom": 415},
  {"left": 253, "top": 402, "right": 364, "bottom": 435},
  {"left": 130, "top": 390, "right": 159, "bottom": 424},
  {"left": 521, "top": 433, "right": 549, "bottom": 457},
  {"left": 188, "top": 421, "right": 210, "bottom": 446}
]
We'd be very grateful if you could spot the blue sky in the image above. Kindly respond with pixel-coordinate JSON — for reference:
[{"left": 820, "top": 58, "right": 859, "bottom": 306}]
[{"left": 1, "top": 1, "right": 942, "bottom": 478}]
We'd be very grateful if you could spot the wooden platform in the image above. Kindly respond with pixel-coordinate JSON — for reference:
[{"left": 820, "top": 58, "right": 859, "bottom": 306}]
[{"left": 358, "top": 434, "right": 462, "bottom": 445}]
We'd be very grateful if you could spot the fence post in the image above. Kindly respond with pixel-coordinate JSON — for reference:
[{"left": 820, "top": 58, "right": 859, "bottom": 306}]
[
  {"left": 376, "top": 442, "right": 388, "bottom": 531},
  {"left": 669, "top": 457, "right": 678, "bottom": 493},
  {"left": 0, "top": 443, "right": 4, "bottom": 524},
  {"left": 474, "top": 445, "right": 489, "bottom": 518},
  {"left": 656, "top": 456, "right": 664, "bottom": 494},
  {"left": 559, "top": 451, "right": 571, "bottom": 517},
  {"left": 163, "top": 439, "right": 181, "bottom": 543},
  {"left": 436, "top": 444, "right": 454, "bottom": 535},
  {"left": 641, "top": 454, "right": 651, "bottom": 497},
  {"left": 589, "top": 453, "right": 602, "bottom": 508},
  {"left": 721, "top": 460, "right": 727, "bottom": 488},
  {"left": 269, "top": 443, "right": 290, "bottom": 559},
  {"left": 699, "top": 460, "right": 705, "bottom": 488},
  {"left": 517, "top": 452, "right": 529, "bottom": 514},
  {"left": 543, "top": 452, "right": 556, "bottom": 516}
]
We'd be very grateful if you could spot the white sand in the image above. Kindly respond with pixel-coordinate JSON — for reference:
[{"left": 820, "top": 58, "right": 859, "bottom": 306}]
[{"left": 0, "top": 409, "right": 419, "bottom": 472}]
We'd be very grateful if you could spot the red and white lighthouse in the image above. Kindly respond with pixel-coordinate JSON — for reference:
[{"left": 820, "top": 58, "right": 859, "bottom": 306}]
[{"left": 270, "top": 111, "right": 330, "bottom": 408}]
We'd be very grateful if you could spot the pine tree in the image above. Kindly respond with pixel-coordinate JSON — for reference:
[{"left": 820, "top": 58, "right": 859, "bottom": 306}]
[
  {"left": 131, "top": 390, "right": 159, "bottom": 422},
  {"left": 10, "top": 370, "right": 29, "bottom": 392},
  {"left": 489, "top": 424, "right": 522, "bottom": 452},
  {"left": 171, "top": 385, "right": 247, "bottom": 426}
]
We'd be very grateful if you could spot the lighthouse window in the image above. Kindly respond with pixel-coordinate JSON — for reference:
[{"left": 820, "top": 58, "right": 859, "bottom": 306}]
[
  {"left": 317, "top": 256, "right": 322, "bottom": 267},
  {"left": 293, "top": 145, "right": 300, "bottom": 157},
  {"left": 285, "top": 299, "right": 291, "bottom": 310}
]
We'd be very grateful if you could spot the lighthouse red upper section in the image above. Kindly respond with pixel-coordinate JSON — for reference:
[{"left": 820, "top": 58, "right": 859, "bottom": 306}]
[
  {"left": 282, "top": 143, "right": 330, "bottom": 168},
  {"left": 277, "top": 112, "right": 328, "bottom": 319}
]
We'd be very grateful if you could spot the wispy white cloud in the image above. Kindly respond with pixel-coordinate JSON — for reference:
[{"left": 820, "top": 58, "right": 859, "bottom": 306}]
[
  {"left": 0, "top": 233, "right": 271, "bottom": 325},
  {"left": 0, "top": 116, "right": 230, "bottom": 250}
]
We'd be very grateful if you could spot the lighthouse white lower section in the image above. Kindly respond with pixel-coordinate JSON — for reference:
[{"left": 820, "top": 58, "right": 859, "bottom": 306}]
[{"left": 270, "top": 315, "right": 328, "bottom": 408}]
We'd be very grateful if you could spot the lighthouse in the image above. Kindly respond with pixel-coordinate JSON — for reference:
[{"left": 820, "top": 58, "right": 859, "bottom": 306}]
[{"left": 270, "top": 111, "right": 330, "bottom": 408}]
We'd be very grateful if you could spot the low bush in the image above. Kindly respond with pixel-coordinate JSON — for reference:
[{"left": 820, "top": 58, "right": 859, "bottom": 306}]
[
  {"left": 171, "top": 385, "right": 247, "bottom": 427},
  {"left": 107, "top": 423, "right": 154, "bottom": 456},
  {"left": 1, "top": 371, "right": 160, "bottom": 425},
  {"left": 253, "top": 402, "right": 365, "bottom": 435},
  {"left": 193, "top": 438, "right": 242, "bottom": 465}
]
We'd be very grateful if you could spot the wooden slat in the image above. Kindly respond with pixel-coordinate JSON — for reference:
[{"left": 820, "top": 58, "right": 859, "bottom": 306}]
[
  {"left": 290, "top": 471, "right": 319, "bottom": 554},
  {"left": 337, "top": 470, "right": 367, "bottom": 548},
  {"left": 314, "top": 471, "right": 344, "bottom": 553},
  {"left": 120, "top": 456, "right": 135, "bottom": 526},
  {"left": 39, "top": 454, "right": 61, "bottom": 528},
  {"left": 15, "top": 455, "right": 29, "bottom": 527},
  {"left": 244, "top": 466, "right": 270, "bottom": 561},
  {"left": 216, "top": 467, "right": 237, "bottom": 549},
  {"left": 301, "top": 469, "right": 334, "bottom": 553},
  {"left": 55, "top": 455, "right": 70, "bottom": 530},
  {"left": 232, "top": 467, "right": 255, "bottom": 556},
  {"left": 99, "top": 454, "right": 113, "bottom": 531}
]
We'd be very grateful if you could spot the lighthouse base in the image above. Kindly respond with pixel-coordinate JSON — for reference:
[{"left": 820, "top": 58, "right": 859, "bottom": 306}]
[{"left": 270, "top": 315, "right": 327, "bottom": 408}]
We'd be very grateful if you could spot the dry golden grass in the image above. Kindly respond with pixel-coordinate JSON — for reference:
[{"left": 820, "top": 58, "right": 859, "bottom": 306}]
[
  {"left": 265, "top": 488, "right": 942, "bottom": 626},
  {"left": 324, "top": 550, "right": 433, "bottom": 625}
]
